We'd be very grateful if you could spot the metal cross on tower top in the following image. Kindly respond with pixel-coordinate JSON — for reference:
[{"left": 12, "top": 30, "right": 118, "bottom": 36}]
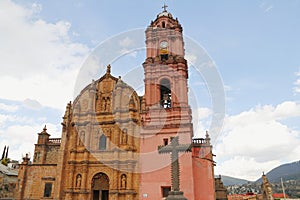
[
  {"left": 158, "top": 136, "right": 191, "bottom": 199},
  {"left": 162, "top": 3, "right": 168, "bottom": 12}
]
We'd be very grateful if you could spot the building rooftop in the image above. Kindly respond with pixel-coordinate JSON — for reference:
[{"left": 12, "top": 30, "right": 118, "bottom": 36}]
[{"left": 0, "top": 163, "right": 18, "bottom": 176}]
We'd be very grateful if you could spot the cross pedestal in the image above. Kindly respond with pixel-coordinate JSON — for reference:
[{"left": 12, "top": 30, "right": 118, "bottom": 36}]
[
  {"left": 158, "top": 136, "right": 191, "bottom": 200},
  {"left": 166, "top": 191, "right": 187, "bottom": 200}
]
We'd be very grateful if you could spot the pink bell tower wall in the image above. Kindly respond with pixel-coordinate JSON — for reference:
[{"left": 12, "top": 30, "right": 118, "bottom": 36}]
[{"left": 139, "top": 8, "right": 216, "bottom": 200}]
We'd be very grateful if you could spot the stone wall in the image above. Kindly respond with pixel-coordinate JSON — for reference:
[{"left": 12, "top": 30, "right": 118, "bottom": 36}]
[
  {"left": 0, "top": 173, "right": 17, "bottom": 199},
  {"left": 45, "top": 145, "right": 60, "bottom": 164},
  {"left": 18, "top": 164, "right": 57, "bottom": 199}
]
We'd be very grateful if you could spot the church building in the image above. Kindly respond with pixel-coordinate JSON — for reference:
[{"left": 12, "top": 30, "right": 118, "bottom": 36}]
[{"left": 17, "top": 7, "right": 216, "bottom": 200}]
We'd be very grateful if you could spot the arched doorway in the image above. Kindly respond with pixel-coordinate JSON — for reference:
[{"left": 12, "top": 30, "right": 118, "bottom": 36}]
[{"left": 91, "top": 173, "right": 109, "bottom": 200}]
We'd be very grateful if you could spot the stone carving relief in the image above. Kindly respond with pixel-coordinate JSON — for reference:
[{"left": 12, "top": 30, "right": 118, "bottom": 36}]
[
  {"left": 121, "top": 174, "right": 127, "bottom": 189},
  {"left": 76, "top": 174, "right": 82, "bottom": 188},
  {"left": 78, "top": 131, "right": 85, "bottom": 146},
  {"left": 121, "top": 129, "right": 128, "bottom": 145}
]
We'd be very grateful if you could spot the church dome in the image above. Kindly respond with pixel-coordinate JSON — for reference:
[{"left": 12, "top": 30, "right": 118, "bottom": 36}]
[{"left": 157, "top": 10, "right": 173, "bottom": 18}]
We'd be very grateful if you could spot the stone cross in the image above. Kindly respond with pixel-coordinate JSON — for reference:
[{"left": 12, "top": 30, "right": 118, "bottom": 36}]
[
  {"left": 162, "top": 4, "right": 168, "bottom": 12},
  {"left": 158, "top": 136, "right": 191, "bottom": 199}
]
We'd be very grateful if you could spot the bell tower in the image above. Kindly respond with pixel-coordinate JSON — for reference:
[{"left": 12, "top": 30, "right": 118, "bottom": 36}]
[
  {"left": 142, "top": 6, "right": 192, "bottom": 137},
  {"left": 140, "top": 6, "right": 196, "bottom": 200},
  {"left": 143, "top": 6, "right": 189, "bottom": 111}
]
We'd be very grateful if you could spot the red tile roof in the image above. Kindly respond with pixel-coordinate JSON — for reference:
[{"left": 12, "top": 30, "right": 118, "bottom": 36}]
[{"left": 273, "top": 193, "right": 289, "bottom": 198}]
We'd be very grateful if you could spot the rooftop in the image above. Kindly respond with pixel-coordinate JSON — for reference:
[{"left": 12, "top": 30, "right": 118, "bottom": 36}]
[{"left": 0, "top": 163, "right": 18, "bottom": 176}]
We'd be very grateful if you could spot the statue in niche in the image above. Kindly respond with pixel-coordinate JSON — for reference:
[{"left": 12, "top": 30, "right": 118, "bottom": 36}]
[
  {"left": 121, "top": 174, "right": 127, "bottom": 189},
  {"left": 106, "top": 97, "right": 111, "bottom": 111},
  {"left": 96, "top": 94, "right": 100, "bottom": 110},
  {"left": 76, "top": 174, "right": 82, "bottom": 188},
  {"left": 78, "top": 131, "right": 85, "bottom": 146},
  {"left": 101, "top": 97, "right": 106, "bottom": 111},
  {"left": 122, "top": 129, "right": 127, "bottom": 144}
]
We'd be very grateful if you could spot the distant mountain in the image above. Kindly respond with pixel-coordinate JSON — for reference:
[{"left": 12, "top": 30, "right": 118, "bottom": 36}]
[
  {"left": 217, "top": 175, "right": 251, "bottom": 186},
  {"left": 256, "top": 160, "right": 300, "bottom": 183},
  {"left": 223, "top": 161, "right": 300, "bottom": 198}
]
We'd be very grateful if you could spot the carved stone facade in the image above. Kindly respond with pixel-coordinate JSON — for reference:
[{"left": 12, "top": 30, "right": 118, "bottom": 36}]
[
  {"left": 17, "top": 68, "right": 140, "bottom": 200},
  {"left": 16, "top": 8, "right": 216, "bottom": 200}
]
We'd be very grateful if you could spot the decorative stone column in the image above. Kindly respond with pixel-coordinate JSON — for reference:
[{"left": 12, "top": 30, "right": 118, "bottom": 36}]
[{"left": 81, "top": 164, "right": 88, "bottom": 190}]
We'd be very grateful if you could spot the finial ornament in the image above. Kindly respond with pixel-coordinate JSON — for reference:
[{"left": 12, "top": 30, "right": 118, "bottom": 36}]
[
  {"left": 106, "top": 64, "right": 111, "bottom": 74},
  {"left": 162, "top": 3, "right": 168, "bottom": 12},
  {"left": 43, "top": 125, "right": 47, "bottom": 132}
]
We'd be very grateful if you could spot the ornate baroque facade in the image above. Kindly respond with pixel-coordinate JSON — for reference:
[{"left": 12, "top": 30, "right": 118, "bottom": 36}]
[{"left": 17, "top": 8, "right": 216, "bottom": 200}]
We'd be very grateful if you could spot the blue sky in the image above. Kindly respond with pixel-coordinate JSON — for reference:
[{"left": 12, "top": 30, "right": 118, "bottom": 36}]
[{"left": 0, "top": 0, "right": 300, "bottom": 181}]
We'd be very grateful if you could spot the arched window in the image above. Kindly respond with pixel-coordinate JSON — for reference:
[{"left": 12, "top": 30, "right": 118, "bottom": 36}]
[
  {"left": 162, "top": 21, "right": 166, "bottom": 28},
  {"left": 160, "top": 79, "right": 172, "bottom": 108},
  {"left": 99, "top": 135, "right": 107, "bottom": 150}
]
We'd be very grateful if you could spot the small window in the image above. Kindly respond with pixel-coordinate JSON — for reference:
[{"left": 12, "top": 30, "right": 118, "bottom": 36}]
[
  {"left": 99, "top": 135, "right": 107, "bottom": 150},
  {"left": 162, "top": 186, "right": 171, "bottom": 197},
  {"left": 163, "top": 138, "right": 168, "bottom": 146},
  {"left": 44, "top": 183, "right": 52, "bottom": 197},
  {"left": 162, "top": 21, "right": 166, "bottom": 28}
]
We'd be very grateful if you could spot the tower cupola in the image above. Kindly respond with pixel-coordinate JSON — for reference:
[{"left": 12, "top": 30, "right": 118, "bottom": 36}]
[{"left": 145, "top": 5, "right": 184, "bottom": 60}]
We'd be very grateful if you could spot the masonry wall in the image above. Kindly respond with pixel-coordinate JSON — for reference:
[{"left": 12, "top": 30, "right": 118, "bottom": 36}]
[
  {"left": 45, "top": 145, "right": 60, "bottom": 164},
  {"left": 192, "top": 141, "right": 215, "bottom": 200},
  {"left": 17, "top": 165, "right": 58, "bottom": 199},
  {"left": 0, "top": 173, "right": 17, "bottom": 199}
]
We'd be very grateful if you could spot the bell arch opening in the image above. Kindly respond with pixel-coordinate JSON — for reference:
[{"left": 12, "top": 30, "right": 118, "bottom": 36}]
[{"left": 160, "top": 78, "right": 172, "bottom": 108}]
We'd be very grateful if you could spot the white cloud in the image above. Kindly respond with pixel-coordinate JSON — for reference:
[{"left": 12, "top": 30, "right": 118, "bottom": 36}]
[
  {"left": 119, "top": 37, "right": 134, "bottom": 47},
  {"left": 0, "top": 114, "right": 37, "bottom": 128},
  {"left": 0, "top": 123, "right": 60, "bottom": 161},
  {"left": 193, "top": 107, "right": 212, "bottom": 138},
  {"left": 23, "top": 99, "right": 42, "bottom": 110},
  {"left": 259, "top": 2, "right": 274, "bottom": 13},
  {"left": 31, "top": 3, "right": 42, "bottom": 13},
  {"left": 119, "top": 49, "right": 138, "bottom": 58},
  {"left": 197, "top": 107, "right": 212, "bottom": 120},
  {"left": 0, "top": 103, "right": 18, "bottom": 112},
  {"left": 224, "top": 85, "right": 232, "bottom": 92},
  {"left": 264, "top": 5, "right": 273, "bottom": 13},
  {"left": 0, "top": 0, "right": 87, "bottom": 161},
  {"left": 216, "top": 157, "right": 280, "bottom": 181},
  {"left": 294, "top": 69, "right": 300, "bottom": 94},
  {"left": 0, "top": 114, "right": 13, "bottom": 127},
  {"left": 186, "top": 53, "right": 197, "bottom": 64},
  {"left": 215, "top": 101, "right": 300, "bottom": 180},
  {"left": 0, "top": 0, "right": 90, "bottom": 109}
]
